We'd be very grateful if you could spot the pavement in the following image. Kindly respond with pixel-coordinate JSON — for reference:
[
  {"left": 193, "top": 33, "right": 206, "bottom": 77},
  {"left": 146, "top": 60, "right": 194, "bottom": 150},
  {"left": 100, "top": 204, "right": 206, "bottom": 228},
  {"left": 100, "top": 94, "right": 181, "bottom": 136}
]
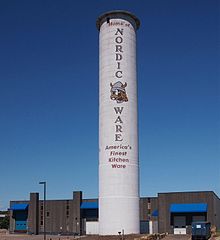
[
  {"left": 0, "top": 234, "right": 219, "bottom": 240},
  {"left": 0, "top": 234, "right": 83, "bottom": 240},
  {"left": 0, "top": 233, "right": 140, "bottom": 240}
]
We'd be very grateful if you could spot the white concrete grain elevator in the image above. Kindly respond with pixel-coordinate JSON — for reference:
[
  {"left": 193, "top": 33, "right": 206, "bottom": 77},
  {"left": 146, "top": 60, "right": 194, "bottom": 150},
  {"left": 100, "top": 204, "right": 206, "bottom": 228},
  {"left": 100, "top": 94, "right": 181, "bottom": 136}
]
[{"left": 96, "top": 10, "right": 140, "bottom": 235}]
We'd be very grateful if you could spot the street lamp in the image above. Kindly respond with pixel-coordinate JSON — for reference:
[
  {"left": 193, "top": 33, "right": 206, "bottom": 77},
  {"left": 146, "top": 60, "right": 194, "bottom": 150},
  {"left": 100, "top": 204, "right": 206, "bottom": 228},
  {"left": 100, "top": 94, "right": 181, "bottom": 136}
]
[{"left": 39, "top": 181, "right": 46, "bottom": 240}]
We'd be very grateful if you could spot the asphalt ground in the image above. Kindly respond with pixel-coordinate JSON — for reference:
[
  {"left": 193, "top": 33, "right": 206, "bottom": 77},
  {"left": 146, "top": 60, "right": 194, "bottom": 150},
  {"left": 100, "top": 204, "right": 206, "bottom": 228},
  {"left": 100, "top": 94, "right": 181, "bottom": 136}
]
[
  {"left": 0, "top": 233, "right": 142, "bottom": 240},
  {"left": 0, "top": 234, "right": 186, "bottom": 240},
  {"left": 0, "top": 234, "right": 219, "bottom": 240}
]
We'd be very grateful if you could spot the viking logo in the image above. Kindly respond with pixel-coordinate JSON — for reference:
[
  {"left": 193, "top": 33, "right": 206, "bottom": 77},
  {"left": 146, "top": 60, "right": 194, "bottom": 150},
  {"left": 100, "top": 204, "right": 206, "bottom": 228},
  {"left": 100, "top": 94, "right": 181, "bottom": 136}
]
[{"left": 110, "top": 81, "right": 128, "bottom": 103}]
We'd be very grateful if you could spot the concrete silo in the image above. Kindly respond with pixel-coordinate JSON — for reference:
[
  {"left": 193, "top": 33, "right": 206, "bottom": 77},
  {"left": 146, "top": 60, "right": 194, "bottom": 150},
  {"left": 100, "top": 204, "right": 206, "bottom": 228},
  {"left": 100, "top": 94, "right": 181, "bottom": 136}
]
[{"left": 96, "top": 10, "right": 140, "bottom": 235}]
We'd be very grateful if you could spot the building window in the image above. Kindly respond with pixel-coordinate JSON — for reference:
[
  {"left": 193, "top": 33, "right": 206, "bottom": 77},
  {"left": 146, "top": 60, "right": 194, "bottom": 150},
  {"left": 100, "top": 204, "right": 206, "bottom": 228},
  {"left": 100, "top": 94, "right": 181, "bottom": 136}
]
[
  {"left": 40, "top": 221, "right": 43, "bottom": 226},
  {"left": 47, "top": 212, "right": 50, "bottom": 217},
  {"left": 41, "top": 205, "right": 43, "bottom": 210}
]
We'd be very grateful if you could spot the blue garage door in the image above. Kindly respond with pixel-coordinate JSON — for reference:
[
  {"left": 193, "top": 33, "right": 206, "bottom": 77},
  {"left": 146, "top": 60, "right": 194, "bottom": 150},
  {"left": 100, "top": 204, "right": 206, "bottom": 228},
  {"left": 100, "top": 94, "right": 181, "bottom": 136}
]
[
  {"left": 15, "top": 220, "right": 27, "bottom": 231},
  {"left": 13, "top": 209, "right": 28, "bottom": 232}
]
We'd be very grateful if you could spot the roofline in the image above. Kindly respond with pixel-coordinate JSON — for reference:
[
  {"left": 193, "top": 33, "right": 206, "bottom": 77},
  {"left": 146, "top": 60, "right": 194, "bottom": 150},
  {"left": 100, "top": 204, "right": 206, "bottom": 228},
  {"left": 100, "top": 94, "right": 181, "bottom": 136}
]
[
  {"left": 158, "top": 190, "right": 219, "bottom": 198},
  {"left": 140, "top": 196, "right": 158, "bottom": 199},
  {"left": 82, "top": 198, "right": 98, "bottom": 201},
  {"left": 9, "top": 191, "right": 220, "bottom": 203}
]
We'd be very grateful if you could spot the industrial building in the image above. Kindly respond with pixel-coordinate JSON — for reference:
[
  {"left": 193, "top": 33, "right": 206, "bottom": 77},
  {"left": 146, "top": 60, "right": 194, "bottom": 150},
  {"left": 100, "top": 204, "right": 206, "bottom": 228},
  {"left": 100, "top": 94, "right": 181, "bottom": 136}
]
[{"left": 9, "top": 191, "right": 220, "bottom": 235}]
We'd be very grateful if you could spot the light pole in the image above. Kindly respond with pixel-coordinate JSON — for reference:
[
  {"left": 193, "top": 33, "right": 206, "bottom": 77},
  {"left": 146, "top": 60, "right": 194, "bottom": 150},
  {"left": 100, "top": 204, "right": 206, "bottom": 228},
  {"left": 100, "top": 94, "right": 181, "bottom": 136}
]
[{"left": 39, "top": 181, "right": 46, "bottom": 240}]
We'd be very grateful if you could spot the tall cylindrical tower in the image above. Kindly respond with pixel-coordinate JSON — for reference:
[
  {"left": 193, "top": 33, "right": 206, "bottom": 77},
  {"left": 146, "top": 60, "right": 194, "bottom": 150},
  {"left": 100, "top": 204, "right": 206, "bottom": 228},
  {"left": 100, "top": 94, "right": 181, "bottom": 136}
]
[{"left": 97, "top": 11, "right": 140, "bottom": 235}]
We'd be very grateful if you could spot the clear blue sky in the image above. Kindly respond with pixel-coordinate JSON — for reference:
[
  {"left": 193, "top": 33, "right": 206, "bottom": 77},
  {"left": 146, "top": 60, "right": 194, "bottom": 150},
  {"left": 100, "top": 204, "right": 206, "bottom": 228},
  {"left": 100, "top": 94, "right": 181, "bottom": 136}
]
[{"left": 0, "top": 0, "right": 219, "bottom": 210}]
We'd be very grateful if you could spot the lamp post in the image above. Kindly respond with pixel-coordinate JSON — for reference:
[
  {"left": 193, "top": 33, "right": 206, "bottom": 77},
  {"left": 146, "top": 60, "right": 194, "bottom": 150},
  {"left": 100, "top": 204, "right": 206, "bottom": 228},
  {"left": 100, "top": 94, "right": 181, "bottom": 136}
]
[{"left": 39, "top": 181, "right": 46, "bottom": 240}]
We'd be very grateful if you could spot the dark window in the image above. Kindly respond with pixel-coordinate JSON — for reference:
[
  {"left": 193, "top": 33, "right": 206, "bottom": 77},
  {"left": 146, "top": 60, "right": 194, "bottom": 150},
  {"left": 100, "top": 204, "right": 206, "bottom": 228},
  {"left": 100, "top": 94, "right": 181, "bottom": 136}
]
[
  {"left": 66, "top": 210, "right": 69, "bottom": 216},
  {"left": 46, "top": 212, "right": 49, "bottom": 217},
  {"left": 40, "top": 221, "right": 43, "bottom": 226},
  {"left": 66, "top": 205, "right": 69, "bottom": 209},
  {"left": 41, "top": 205, "right": 43, "bottom": 210},
  {"left": 81, "top": 209, "right": 98, "bottom": 220}
]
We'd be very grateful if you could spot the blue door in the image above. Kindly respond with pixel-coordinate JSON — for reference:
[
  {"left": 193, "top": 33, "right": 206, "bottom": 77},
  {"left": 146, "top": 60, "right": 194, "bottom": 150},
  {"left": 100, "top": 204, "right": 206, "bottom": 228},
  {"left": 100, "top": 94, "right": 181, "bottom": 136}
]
[
  {"left": 15, "top": 220, "right": 27, "bottom": 231},
  {"left": 13, "top": 210, "right": 28, "bottom": 232}
]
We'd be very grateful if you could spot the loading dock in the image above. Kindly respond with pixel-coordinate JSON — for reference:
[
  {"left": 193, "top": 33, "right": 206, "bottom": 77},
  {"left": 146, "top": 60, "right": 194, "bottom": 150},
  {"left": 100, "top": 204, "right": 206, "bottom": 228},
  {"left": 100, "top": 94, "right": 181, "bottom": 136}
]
[
  {"left": 170, "top": 203, "right": 207, "bottom": 234},
  {"left": 10, "top": 203, "right": 29, "bottom": 233}
]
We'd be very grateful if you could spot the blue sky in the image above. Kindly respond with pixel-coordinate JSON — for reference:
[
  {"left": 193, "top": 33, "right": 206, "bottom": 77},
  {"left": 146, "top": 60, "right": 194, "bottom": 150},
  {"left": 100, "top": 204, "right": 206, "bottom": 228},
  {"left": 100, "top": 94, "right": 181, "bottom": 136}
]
[{"left": 0, "top": 0, "right": 219, "bottom": 210}]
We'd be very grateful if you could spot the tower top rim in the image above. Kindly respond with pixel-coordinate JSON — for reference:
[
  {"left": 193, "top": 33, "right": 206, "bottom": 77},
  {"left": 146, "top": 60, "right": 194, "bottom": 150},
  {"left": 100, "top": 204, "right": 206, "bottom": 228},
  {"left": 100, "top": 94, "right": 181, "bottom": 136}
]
[{"left": 96, "top": 10, "right": 140, "bottom": 31}]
